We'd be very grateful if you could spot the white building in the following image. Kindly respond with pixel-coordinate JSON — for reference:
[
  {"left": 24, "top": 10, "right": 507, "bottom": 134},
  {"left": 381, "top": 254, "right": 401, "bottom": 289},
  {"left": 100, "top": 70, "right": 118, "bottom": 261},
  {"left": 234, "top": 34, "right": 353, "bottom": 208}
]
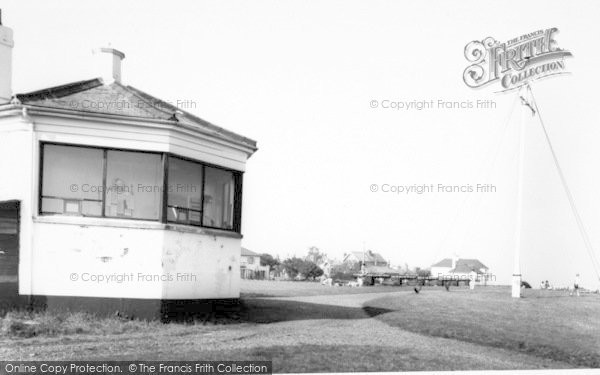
[
  {"left": 431, "top": 258, "right": 493, "bottom": 285},
  {"left": 240, "top": 248, "right": 270, "bottom": 279},
  {"left": 343, "top": 250, "right": 387, "bottom": 267},
  {"left": 0, "top": 20, "right": 257, "bottom": 319}
]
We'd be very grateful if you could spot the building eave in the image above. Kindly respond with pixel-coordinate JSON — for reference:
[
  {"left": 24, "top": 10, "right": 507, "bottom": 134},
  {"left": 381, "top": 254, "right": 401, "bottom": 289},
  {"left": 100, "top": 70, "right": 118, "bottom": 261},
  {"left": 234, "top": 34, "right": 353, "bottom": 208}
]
[{"left": 0, "top": 103, "right": 258, "bottom": 158}]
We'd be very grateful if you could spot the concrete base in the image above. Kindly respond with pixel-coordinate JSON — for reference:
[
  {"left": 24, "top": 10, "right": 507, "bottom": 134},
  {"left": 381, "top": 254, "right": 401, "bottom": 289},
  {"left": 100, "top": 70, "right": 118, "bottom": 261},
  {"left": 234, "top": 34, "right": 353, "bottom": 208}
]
[
  {"left": 3, "top": 293, "right": 240, "bottom": 322},
  {"left": 45, "top": 295, "right": 163, "bottom": 320},
  {"left": 511, "top": 274, "right": 522, "bottom": 298}
]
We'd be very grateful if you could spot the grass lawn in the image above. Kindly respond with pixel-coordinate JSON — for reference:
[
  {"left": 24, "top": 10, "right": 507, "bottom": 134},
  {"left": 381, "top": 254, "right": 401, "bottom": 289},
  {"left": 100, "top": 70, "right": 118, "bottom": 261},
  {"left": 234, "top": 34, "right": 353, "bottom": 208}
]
[
  {"left": 1, "top": 281, "right": 598, "bottom": 372},
  {"left": 366, "top": 287, "right": 600, "bottom": 368}
]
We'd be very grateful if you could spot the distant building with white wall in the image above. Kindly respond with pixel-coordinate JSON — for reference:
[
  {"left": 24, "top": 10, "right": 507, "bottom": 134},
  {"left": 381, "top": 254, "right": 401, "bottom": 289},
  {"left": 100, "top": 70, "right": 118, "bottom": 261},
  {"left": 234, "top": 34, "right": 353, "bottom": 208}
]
[
  {"left": 431, "top": 258, "right": 493, "bottom": 285},
  {"left": 0, "top": 18, "right": 257, "bottom": 319},
  {"left": 240, "top": 248, "right": 269, "bottom": 279}
]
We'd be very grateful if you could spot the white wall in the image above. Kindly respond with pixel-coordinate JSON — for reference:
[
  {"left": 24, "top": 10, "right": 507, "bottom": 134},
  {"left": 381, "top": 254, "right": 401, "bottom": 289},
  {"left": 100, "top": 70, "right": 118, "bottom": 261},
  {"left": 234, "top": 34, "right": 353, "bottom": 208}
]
[
  {"left": 31, "top": 221, "right": 164, "bottom": 298},
  {"left": 32, "top": 114, "right": 251, "bottom": 172},
  {"left": 162, "top": 230, "right": 240, "bottom": 299},
  {"left": 30, "top": 221, "right": 240, "bottom": 299},
  {"left": 241, "top": 255, "right": 269, "bottom": 274},
  {"left": 0, "top": 116, "right": 34, "bottom": 294},
  {"left": 431, "top": 266, "right": 450, "bottom": 278}
]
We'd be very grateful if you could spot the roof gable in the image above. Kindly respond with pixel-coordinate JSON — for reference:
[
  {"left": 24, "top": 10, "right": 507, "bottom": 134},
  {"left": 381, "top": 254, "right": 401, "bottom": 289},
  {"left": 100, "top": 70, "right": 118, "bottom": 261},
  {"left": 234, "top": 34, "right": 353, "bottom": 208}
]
[
  {"left": 431, "top": 258, "right": 452, "bottom": 267},
  {"left": 451, "top": 264, "right": 479, "bottom": 274},
  {"left": 241, "top": 247, "right": 260, "bottom": 257},
  {"left": 346, "top": 251, "right": 386, "bottom": 263},
  {"left": 457, "top": 258, "right": 488, "bottom": 270},
  {"left": 11, "top": 78, "right": 257, "bottom": 150},
  {"left": 432, "top": 258, "right": 488, "bottom": 270}
]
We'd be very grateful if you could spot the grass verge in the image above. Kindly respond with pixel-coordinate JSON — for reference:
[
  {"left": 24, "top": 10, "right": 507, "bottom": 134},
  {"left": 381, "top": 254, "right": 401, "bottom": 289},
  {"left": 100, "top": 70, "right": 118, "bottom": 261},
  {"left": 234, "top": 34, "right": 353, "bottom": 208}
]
[{"left": 365, "top": 288, "right": 600, "bottom": 367}]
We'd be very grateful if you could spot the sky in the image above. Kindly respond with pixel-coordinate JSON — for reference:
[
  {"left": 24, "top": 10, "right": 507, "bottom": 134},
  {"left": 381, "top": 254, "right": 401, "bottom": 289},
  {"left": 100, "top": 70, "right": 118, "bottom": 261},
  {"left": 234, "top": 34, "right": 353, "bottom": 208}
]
[{"left": 2, "top": 0, "right": 600, "bottom": 288}]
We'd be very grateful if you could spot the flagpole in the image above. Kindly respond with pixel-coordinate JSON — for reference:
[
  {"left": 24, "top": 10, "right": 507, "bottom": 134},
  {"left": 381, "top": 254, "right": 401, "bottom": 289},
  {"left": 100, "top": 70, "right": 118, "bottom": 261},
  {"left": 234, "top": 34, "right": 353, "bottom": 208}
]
[{"left": 512, "top": 84, "right": 530, "bottom": 298}]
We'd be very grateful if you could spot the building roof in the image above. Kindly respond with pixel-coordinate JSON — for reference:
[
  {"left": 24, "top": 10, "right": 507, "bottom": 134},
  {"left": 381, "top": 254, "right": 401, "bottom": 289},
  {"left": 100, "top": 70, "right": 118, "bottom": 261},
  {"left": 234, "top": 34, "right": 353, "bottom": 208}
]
[
  {"left": 431, "top": 258, "right": 488, "bottom": 272},
  {"left": 451, "top": 263, "right": 482, "bottom": 274},
  {"left": 345, "top": 251, "right": 387, "bottom": 264},
  {"left": 5, "top": 78, "right": 257, "bottom": 151},
  {"left": 431, "top": 258, "right": 453, "bottom": 268},
  {"left": 459, "top": 259, "right": 488, "bottom": 270},
  {"left": 241, "top": 247, "right": 260, "bottom": 257}
]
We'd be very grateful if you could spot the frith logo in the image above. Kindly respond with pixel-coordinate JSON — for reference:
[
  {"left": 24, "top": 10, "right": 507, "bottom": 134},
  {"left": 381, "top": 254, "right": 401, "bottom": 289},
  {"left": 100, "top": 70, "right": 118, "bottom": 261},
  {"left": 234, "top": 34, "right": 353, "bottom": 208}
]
[{"left": 463, "top": 28, "right": 573, "bottom": 92}]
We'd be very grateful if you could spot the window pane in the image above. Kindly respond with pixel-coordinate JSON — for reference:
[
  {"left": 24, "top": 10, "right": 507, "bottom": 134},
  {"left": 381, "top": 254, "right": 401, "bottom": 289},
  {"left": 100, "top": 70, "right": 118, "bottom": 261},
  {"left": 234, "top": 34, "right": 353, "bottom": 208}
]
[
  {"left": 203, "top": 167, "right": 235, "bottom": 230},
  {"left": 167, "top": 157, "right": 203, "bottom": 225},
  {"left": 41, "top": 145, "right": 104, "bottom": 216},
  {"left": 105, "top": 151, "right": 162, "bottom": 220}
]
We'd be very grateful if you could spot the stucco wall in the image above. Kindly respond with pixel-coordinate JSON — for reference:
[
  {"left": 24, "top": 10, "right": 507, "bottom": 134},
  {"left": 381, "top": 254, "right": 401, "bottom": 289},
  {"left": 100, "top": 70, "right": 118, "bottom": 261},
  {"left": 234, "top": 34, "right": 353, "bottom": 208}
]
[
  {"left": 30, "top": 221, "right": 240, "bottom": 299},
  {"left": 162, "top": 230, "right": 240, "bottom": 299},
  {"left": 0, "top": 116, "right": 34, "bottom": 294}
]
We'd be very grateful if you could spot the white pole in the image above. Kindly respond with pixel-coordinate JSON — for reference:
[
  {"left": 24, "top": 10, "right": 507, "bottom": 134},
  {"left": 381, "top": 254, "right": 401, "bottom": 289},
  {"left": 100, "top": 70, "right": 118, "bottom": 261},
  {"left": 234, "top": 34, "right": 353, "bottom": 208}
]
[{"left": 512, "top": 86, "right": 528, "bottom": 298}]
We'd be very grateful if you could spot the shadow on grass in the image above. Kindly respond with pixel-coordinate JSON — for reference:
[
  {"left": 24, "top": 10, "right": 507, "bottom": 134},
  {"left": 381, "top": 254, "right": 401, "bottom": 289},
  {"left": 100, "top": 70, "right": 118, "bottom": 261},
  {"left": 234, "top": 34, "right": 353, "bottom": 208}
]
[
  {"left": 127, "top": 298, "right": 394, "bottom": 325},
  {"left": 1, "top": 295, "right": 394, "bottom": 338},
  {"left": 239, "top": 298, "right": 394, "bottom": 323}
]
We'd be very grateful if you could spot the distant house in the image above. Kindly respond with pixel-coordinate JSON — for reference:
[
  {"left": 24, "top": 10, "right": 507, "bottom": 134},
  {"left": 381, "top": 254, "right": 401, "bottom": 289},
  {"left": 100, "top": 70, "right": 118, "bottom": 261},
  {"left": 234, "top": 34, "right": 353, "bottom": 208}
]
[
  {"left": 240, "top": 248, "right": 270, "bottom": 280},
  {"left": 343, "top": 250, "right": 387, "bottom": 267},
  {"left": 431, "top": 258, "right": 492, "bottom": 285},
  {"left": 317, "top": 258, "right": 332, "bottom": 278}
]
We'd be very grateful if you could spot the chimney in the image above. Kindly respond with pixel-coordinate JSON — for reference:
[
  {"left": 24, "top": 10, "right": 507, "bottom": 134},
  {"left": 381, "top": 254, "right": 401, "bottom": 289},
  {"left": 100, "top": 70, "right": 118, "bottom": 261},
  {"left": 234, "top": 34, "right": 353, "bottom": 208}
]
[
  {"left": 93, "top": 47, "right": 125, "bottom": 84},
  {"left": 0, "top": 10, "right": 14, "bottom": 103},
  {"left": 451, "top": 255, "right": 458, "bottom": 270}
]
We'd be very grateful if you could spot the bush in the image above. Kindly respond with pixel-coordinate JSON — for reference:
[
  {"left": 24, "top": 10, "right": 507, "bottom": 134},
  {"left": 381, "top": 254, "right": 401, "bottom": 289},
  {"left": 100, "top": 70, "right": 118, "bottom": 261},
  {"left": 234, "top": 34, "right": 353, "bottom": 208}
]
[
  {"left": 331, "top": 271, "right": 357, "bottom": 281},
  {"left": 282, "top": 257, "right": 323, "bottom": 280},
  {"left": 331, "top": 262, "right": 360, "bottom": 281}
]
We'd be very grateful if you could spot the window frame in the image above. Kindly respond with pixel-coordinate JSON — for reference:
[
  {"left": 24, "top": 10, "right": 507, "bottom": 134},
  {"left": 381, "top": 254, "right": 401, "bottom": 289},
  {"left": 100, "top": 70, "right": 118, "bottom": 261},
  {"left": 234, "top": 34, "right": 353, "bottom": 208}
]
[
  {"left": 103, "top": 148, "right": 164, "bottom": 221},
  {"left": 165, "top": 154, "right": 205, "bottom": 227},
  {"left": 38, "top": 142, "right": 244, "bottom": 233},
  {"left": 201, "top": 164, "right": 238, "bottom": 232}
]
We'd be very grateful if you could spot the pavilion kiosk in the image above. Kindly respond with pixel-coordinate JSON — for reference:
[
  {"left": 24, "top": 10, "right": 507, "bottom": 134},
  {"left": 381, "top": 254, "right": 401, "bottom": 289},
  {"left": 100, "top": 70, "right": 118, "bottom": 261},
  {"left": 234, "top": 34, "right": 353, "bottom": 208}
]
[{"left": 0, "top": 20, "right": 257, "bottom": 319}]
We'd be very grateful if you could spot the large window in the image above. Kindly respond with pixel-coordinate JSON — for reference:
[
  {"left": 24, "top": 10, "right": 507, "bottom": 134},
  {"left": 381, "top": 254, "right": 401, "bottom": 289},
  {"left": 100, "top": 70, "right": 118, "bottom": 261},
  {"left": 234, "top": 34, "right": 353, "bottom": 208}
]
[
  {"left": 41, "top": 145, "right": 104, "bottom": 216},
  {"left": 40, "top": 143, "right": 243, "bottom": 232},
  {"left": 203, "top": 166, "right": 235, "bottom": 230},
  {"left": 105, "top": 151, "right": 162, "bottom": 220},
  {"left": 167, "top": 156, "right": 203, "bottom": 225}
]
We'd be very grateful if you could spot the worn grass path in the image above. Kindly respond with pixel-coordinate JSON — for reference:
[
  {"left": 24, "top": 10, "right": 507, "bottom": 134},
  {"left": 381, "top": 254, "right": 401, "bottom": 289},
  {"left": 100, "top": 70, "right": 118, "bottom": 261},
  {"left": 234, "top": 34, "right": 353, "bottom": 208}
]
[{"left": 1, "top": 313, "right": 572, "bottom": 372}]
